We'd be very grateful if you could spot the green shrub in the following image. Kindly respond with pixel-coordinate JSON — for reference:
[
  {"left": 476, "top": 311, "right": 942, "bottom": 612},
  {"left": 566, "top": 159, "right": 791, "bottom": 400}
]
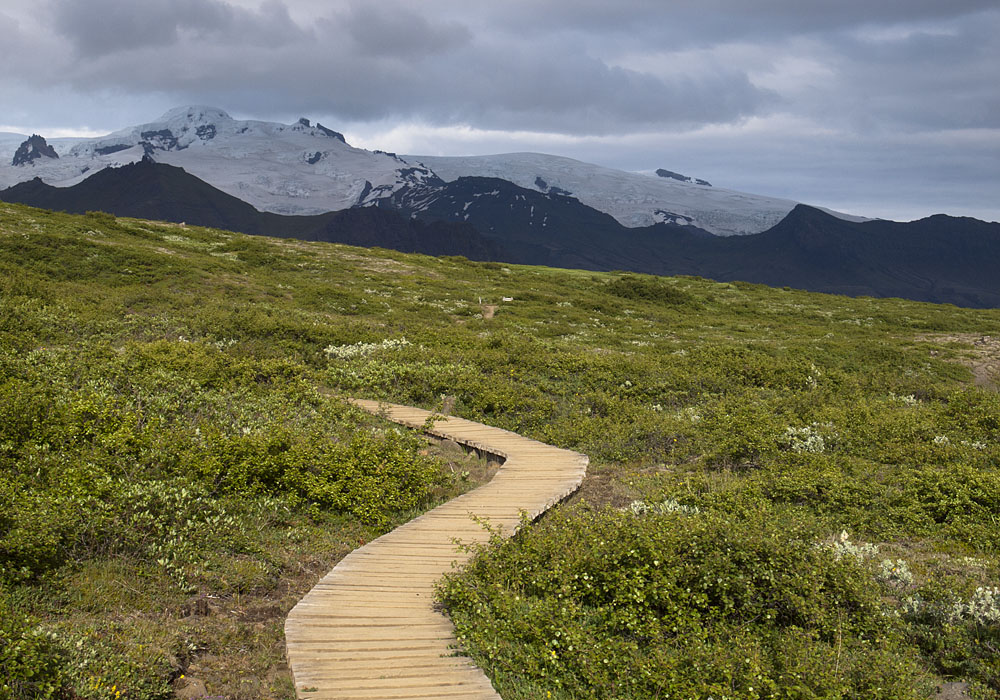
[
  {"left": 439, "top": 506, "right": 928, "bottom": 698},
  {"left": 0, "top": 598, "right": 70, "bottom": 700},
  {"left": 606, "top": 275, "right": 694, "bottom": 306},
  {"left": 198, "top": 427, "right": 447, "bottom": 525}
]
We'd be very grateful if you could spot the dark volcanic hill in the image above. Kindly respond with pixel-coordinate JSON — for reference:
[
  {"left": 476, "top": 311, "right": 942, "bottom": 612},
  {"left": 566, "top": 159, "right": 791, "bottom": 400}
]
[
  {"left": 706, "top": 206, "right": 1000, "bottom": 307},
  {"left": 3, "top": 160, "right": 999, "bottom": 307},
  {"left": 377, "top": 176, "right": 1000, "bottom": 307},
  {"left": 0, "top": 159, "right": 504, "bottom": 260},
  {"left": 375, "top": 175, "right": 715, "bottom": 271}
]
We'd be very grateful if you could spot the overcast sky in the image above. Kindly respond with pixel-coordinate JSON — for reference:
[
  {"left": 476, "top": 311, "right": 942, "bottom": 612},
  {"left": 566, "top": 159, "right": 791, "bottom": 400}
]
[{"left": 2, "top": 0, "right": 998, "bottom": 221}]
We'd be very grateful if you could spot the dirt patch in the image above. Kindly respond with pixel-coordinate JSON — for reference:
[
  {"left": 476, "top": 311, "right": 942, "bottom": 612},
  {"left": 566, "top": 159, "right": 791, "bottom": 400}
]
[
  {"left": 174, "top": 676, "right": 209, "bottom": 699},
  {"left": 263, "top": 241, "right": 448, "bottom": 278},
  {"left": 482, "top": 305, "right": 498, "bottom": 319},
  {"left": 239, "top": 601, "right": 285, "bottom": 623},
  {"left": 917, "top": 333, "right": 1000, "bottom": 389},
  {"left": 566, "top": 466, "right": 633, "bottom": 510},
  {"left": 337, "top": 251, "right": 430, "bottom": 276},
  {"left": 934, "top": 681, "right": 971, "bottom": 699}
]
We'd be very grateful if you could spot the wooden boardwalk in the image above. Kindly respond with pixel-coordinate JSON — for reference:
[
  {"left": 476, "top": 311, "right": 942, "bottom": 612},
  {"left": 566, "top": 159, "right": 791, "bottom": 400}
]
[{"left": 284, "top": 400, "right": 588, "bottom": 699}]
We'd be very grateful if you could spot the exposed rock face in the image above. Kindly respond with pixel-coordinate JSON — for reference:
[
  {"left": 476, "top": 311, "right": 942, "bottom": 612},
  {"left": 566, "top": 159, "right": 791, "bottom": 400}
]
[
  {"left": 94, "top": 144, "right": 131, "bottom": 156},
  {"left": 140, "top": 129, "right": 180, "bottom": 151},
  {"left": 534, "top": 176, "right": 572, "bottom": 197},
  {"left": 12, "top": 135, "right": 59, "bottom": 166},
  {"left": 195, "top": 124, "right": 216, "bottom": 141},
  {"left": 656, "top": 168, "right": 711, "bottom": 187},
  {"left": 316, "top": 123, "right": 346, "bottom": 143}
]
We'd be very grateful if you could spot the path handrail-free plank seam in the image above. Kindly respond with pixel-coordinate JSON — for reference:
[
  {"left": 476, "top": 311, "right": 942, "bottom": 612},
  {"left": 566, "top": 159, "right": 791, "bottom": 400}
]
[{"left": 284, "top": 400, "right": 588, "bottom": 699}]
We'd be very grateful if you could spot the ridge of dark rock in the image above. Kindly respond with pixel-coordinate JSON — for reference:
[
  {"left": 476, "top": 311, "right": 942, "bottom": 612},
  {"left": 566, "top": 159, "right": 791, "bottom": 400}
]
[
  {"left": 3, "top": 165, "right": 999, "bottom": 308},
  {"left": 656, "top": 168, "right": 711, "bottom": 187},
  {"left": 0, "top": 159, "right": 504, "bottom": 260},
  {"left": 315, "top": 123, "right": 347, "bottom": 144}
]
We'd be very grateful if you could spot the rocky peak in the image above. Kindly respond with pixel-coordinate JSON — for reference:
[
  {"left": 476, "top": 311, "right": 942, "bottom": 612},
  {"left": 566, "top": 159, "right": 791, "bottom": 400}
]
[
  {"left": 656, "top": 168, "right": 711, "bottom": 187},
  {"left": 316, "top": 123, "right": 347, "bottom": 144},
  {"left": 12, "top": 135, "right": 59, "bottom": 166}
]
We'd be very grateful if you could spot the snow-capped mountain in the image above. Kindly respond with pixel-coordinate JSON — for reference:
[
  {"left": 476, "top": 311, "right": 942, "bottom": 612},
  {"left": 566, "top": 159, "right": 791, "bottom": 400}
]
[
  {"left": 0, "top": 105, "right": 860, "bottom": 234},
  {"left": 0, "top": 106, "right": 439, "bottom": 216}
]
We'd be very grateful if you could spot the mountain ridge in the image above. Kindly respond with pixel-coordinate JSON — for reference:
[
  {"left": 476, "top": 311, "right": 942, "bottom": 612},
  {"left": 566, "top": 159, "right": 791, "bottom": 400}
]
[
  {"left": 0, "top": 105, "right": 864, "bottom": 236},
  {"left": 0, "top": 159, "right": 505, "bottom": 260},
  {"left": 3, "top": 159, "right": 998, "bottom": 308}
]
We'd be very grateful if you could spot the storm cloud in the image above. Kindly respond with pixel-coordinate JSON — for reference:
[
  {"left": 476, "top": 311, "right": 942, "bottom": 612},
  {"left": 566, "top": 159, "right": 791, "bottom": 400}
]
[
  {"left": 51, "top": 0, "right": 304, "bottom": 55},
  {"left": 3, "top": 0, "right": 998, "bottom": 221},
  {"left": 33, "top": 0, "right": 777, "bottom": 132}
]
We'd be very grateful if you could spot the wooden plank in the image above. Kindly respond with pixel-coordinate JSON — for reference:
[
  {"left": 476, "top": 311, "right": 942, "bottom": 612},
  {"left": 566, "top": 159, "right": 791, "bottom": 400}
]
[{"left": 285, "top": 400, "right": 588, "bottom": 699}]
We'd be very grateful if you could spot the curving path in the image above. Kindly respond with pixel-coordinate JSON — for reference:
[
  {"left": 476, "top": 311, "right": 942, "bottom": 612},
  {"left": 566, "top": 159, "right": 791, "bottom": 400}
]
[{"left": 284, "top": 399, "right": 588, "bottom": 699}]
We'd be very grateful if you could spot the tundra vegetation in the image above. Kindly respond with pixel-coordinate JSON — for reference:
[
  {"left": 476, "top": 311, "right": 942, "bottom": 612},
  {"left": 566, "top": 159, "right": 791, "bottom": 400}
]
[{"left": 1, "top": 203, "right": 999, "bottom": 699}]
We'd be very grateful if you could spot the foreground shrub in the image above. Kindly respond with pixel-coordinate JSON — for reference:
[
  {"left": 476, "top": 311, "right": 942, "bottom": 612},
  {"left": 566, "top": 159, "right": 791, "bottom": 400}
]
[
  {"left": 439, "top": 506, "right": 928, "bottom": 699},
  {"left": 606, "top": 275, "right": 694, "bottom": 307},
  {"left": 0, "top": 598, "right": 70, "bottom": 700}
]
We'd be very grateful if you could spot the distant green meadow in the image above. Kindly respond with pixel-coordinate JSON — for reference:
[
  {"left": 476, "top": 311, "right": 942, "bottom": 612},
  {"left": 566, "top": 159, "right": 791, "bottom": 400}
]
[{"left": 2, "top": 203, "right": 999, "bottom": 699}]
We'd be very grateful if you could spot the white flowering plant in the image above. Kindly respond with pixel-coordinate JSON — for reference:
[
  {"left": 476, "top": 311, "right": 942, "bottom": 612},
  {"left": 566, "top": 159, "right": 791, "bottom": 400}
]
[
  {"left": 782, "top": 422, "right": 838, "bottom": 454},
  {"left": 324, "top": 337, "right": 411, "bottom": 359}
]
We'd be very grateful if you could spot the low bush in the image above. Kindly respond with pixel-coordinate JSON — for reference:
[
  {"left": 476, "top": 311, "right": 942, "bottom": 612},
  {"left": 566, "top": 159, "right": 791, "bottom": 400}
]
[
  {"left": 0, "top": 598, "right": 70, "bottom": 700},
  {"left": 606, "top": 275, "right": 694, "bottom": 307},
  {"left": 440, "top": 506, "right": 929, "bottom": 698}
]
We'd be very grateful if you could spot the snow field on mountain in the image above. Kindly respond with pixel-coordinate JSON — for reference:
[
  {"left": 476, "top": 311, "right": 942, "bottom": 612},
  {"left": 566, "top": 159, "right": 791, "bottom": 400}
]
[
  {"left": 0, "top": 106, "right": 863, "bottom": 234},
  {"left": 413, "top": 151, "right": 801, "bottom": 235}
]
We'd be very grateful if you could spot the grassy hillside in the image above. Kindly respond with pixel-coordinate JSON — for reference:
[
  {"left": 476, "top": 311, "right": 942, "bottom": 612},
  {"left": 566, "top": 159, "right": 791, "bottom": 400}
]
[{"left": 2, "top": 202, "right": 999, "bottom": 699}]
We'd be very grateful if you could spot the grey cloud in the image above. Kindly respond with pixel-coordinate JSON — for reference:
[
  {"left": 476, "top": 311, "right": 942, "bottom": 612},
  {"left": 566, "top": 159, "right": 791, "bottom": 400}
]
[
  {"left": 469, "top": 0, "right": 1000, "bottom": 46},
  {"left": 38, "top": 1, "right": 775, "bottom": 135},
  {"left": 34, "top": 0, "right": 998, "bottom": 136},
  {"left": 227, "top": 0, "right": 304, "bottom": 46},
  {"left": 0, "top": 11, "right": 28, "bottom": 62},
  {"left": 836, "top": 19, "right": 1000, "bottom": 131},
  {"left": 752, "top": 11, "right": 1000, "bottom": 134},
  {"left": 420, "top": 41, "right": 775, "bottom": 133},
  {"left": 337, "top": 3, "right": 471, "bottom": 58},
  {"left": 50, "top": 0, "right": 306, "bottom": 57},
  {"left": 0, "top": 7, "right": 73, "bottom": 82},
  {"left": 52, "top": 0, "right": 224, "bottom": 55}
]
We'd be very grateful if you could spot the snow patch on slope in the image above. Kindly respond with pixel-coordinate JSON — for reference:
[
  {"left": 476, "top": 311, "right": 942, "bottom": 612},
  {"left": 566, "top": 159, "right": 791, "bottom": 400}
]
[{"left": 410, "top": 152, "right": 807, "bottom": 236}]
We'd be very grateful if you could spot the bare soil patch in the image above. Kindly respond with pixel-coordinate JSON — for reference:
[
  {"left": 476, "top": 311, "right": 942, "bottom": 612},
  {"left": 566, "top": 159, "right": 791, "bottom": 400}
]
[
  {"left": 566, "top": 464, "right": 634, "bottom": 510},
  {"left": 917, "top": 333, "right": 1000, "bottom": 389}
]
